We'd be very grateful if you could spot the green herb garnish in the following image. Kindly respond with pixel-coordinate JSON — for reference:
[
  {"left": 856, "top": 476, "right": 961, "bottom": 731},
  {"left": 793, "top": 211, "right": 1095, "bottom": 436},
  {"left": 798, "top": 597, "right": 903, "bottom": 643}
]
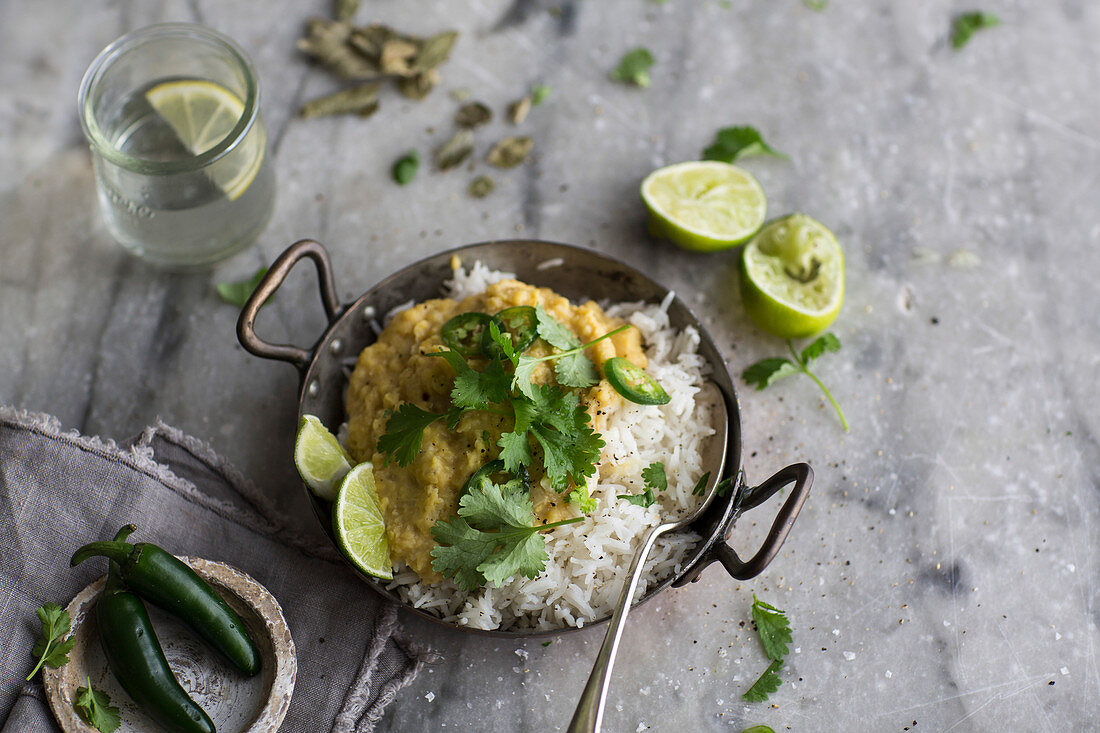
[
  {"left": 392, "top": 150, "right": 419, "bottom": 185},
  {"left": 690, "top": 471, "right": 711, "bottom": 497},
  {"left": 216, "top": 267, "right": 268, "bottom": 308},
  {"left": 610, "top": 47, "right": 655, "bottom": 88},
  {"left": 742, "top": 659, "right": 784, "bottom": 703},
  {"left": 703, "top": 126, "right": 787, "bottom": 163},
  {"left": 26, "top": 603, "right": 75, "bottom": 680},
  {"left": 530, "top": 84, "right": 551, "bottom": 106},
  {"left": 618, "top": 461, "right": 667, "bottom": 507},
  {"left": 743, "top": 594, "right": 792, "bottom": 702},
  {"left": 75, "top": 679, "right": 121, "bottom": 733},
  {"left": 804, "top": 0, "right": 827, "bottom": 10},
  {"left": 568, "top": 485, "right": 598, "bottom": 513},
  {"left": 951, "top": 11, "right": 1000, "bottom": 49},
  {"left": 742, "top": 333, "right": 848, "bottom": 431},
  {"left": 430, "top": 478, "right": 583, "bottom": 590}
]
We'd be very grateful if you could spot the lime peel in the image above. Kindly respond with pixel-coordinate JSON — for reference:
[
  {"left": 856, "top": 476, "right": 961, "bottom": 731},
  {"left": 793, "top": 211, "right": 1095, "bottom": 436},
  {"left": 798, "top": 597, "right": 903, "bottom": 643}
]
[
  {"left": 333, "top": 463, "right": 393, "bottom": 580},
  {"left": 294, "top": 414, "right": 353, "bottom": 502}
]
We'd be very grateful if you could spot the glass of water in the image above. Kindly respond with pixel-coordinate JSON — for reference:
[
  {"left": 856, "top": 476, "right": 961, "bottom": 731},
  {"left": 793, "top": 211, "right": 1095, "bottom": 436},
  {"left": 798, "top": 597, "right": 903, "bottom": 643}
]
[{"left": 78, "top": 24, "right": 275, "bottom": 269}]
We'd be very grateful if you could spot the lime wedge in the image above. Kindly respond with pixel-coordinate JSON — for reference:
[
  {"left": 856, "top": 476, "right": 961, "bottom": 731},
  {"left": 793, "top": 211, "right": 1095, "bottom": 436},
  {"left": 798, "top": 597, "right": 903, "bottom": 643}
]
[
  {"left": 641, "top": 161, "right": 767, "bottom": 251},
  {"left": 739, "top": 214, "right": 844, "bottom": 338},
  {"left": 333, "top": 463, "right": 393, "bottom": 580},
  {"left": 145, "top": 79, "right": 265, "bottom": 201},
  {"left": 294, "top": 415, "right": 353, "bottom": 502}
]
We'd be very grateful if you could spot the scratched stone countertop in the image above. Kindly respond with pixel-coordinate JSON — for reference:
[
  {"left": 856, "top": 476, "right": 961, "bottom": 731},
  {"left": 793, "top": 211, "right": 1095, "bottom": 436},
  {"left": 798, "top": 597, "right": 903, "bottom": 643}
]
[{"left": 2, "top": 1, "right": 1098, "bottom": 731}]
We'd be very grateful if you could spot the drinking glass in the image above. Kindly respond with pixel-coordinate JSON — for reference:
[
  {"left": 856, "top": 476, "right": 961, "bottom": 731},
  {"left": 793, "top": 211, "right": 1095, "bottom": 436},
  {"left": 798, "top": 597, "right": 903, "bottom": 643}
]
[{"left": 78, "top": 24, "right": 275, "bottom": 269}]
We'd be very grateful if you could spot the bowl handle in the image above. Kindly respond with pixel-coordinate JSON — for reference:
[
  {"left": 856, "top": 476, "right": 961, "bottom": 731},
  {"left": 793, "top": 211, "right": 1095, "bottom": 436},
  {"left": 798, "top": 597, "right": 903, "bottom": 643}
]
[
  {"left": 236, "top": 239, "right": 342, "bottom": 375},
  {"left": 673, "top": 463, "right": 813, "bottom": 585}
]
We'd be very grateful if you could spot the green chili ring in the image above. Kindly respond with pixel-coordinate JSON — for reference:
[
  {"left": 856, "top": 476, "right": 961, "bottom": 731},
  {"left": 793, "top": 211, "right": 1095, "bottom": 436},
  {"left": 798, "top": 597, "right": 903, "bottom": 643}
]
[
  {"left": 604, "top": 357, "right": 671, "bottom": 405},
  {"left": 441, "top": 312, "right": 492, "bottom": 356},
  {"left": 481, "top": 305, "right": 539, "bottom": 359}
]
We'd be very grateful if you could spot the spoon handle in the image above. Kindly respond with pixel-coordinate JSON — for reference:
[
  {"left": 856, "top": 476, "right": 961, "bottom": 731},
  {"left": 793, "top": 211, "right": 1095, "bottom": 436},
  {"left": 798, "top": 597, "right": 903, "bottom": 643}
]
[{"left": 567, "top": 522, "right": 675, "bottom": 733}]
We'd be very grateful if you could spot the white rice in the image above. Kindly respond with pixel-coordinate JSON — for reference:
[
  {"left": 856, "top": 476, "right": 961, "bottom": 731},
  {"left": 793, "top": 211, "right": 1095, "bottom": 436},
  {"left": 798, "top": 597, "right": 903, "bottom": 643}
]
[{"left": 380, "top": 262, "right": 715, "bottom": 631}]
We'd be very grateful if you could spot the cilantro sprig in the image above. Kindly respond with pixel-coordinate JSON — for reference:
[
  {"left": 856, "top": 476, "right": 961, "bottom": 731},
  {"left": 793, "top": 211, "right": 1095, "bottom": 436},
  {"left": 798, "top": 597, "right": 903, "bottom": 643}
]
[
  {"left": 703, "top": 126, "right": 787, "bottom": 164},
  {"left": 743, "top": 594, "right": 792, "bottom": 703},
  {"left": 431, "top": 478, "right": 583, "bottom": 590},
  {"left": 742, "top": 333, "right": 848, "bottom": 431},
  {"left": 75, "top": 679, "right": 121, "bottom": 733},
  {"left": 617, "top": 461, "right": 666, "bottom": 507},
  {"left": 610, "top": 47, "right": 655, "bottom": 87},
  {"left": 951, "top": 11, "right": 1000, "bottom": 49},
  {"left": 216, "top": 267, "right": 269, "bottom": 308},
  {"left": 26, "top": 603, "right": 75, "bottom": 681}
]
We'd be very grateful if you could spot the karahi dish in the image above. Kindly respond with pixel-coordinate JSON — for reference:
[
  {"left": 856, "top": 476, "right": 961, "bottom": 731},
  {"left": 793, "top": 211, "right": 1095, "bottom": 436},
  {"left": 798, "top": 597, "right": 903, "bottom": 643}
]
[{"left": 237, "top": 239, "right": 812, "bottom": 637}]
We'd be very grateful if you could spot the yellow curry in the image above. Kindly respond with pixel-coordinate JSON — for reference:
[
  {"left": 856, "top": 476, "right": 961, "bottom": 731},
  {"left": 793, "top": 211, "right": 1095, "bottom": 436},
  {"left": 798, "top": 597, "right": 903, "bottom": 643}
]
[{"left": 344, "top": 278, "right": 645, "bottom": 582}]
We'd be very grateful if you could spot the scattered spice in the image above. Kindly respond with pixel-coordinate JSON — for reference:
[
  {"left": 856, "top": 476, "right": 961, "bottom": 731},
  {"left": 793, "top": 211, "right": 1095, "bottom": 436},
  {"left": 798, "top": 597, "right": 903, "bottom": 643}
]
[
  {"left": 435, "top": 130, "right": 475, "bottom": 170},
  {"left": 508, "top": 96, "right": 532, "bottom": 124},
  {"left": 392, "top": 150, "right": 419, "bottom": 185},
  {"left": 300, "top": 82, "right": 381, "bottom": 118},
  {"left": 468, "top": 175, "right": 496, "bottom": 198},
  {"left": 486, "top": 136, "right": 533, "bottom": 168},
  {"left": 455, "top": 102, "right": 493, "bottom": 128}
]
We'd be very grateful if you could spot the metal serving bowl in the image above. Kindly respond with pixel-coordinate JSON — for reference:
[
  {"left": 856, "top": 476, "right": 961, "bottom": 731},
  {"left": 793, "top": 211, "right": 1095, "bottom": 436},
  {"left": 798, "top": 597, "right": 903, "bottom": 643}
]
[{"left": 238, "top": 239, "right": 812, "bottom": 637}]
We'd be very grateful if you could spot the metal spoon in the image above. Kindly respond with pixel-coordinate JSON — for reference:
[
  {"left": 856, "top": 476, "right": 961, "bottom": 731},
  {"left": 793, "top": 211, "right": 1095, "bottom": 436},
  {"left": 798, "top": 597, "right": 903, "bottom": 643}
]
[{"left": 567, "top": 382, "right": 730, "bottom": 733}]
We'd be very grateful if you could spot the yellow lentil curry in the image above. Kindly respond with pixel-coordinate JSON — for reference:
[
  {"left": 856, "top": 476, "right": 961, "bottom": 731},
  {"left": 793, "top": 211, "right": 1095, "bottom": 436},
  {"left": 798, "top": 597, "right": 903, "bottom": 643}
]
[{"left": 344, "top": 278, "right": 646, "bottom": 582}]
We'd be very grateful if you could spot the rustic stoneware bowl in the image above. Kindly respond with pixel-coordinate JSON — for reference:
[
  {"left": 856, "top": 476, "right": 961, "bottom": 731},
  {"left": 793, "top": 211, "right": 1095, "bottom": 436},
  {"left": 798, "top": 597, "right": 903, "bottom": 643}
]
[
  {"left": 43, "top": 558, "right": 296, "bottom": 733},
  {"left": 238, "top": 239, "right": 813, "bottom": 637}
]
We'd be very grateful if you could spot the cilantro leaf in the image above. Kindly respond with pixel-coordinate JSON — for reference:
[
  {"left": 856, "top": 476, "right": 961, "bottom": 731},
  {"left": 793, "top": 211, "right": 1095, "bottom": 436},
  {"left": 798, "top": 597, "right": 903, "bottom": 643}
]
[
  {"left": 535, "top": 304, "right": 580, "bottom": 350},
  {"left": 743, "top": 335, "right": 848, "bottom": 431},
  {"left": 951, "top": 11, "right": 1000, "bottom": 50},
  {"left": 554, "top": 351, "right": 600, "bottom": 389},
  {"left": 216, "top": 267, "right": 268, "bottom": 308},
  {"left": 703, "top": 126, "right": 787, "bottom": 163},
  {"left": 376, "top": 404, "right": 444, "bottom": 466},
  {"left": 800, "top": 332, "right": 841, "bottom": 365},
  {"left": 742, "top": 659, "right": 783, "bottom": 703},
  {"left": 26, "top": 603, "right": 74, "bottom": 680},
  {"left": 804, "top": 0, "right": 827, "bottom": 10},
  {"left": 715, "top": 476, "right": 735, "bottom": 497},
  {"left": 430, "top": 479, "right": 581, "bottom": 590},
  {"left": 568, "top": 485, "right": 598, "bottom": 513},
  {"left": 742, "top": 358, "right": 799, "bottom": 390},
  {"left": 641, "top": 462, "right": 667, "bottom": 492},
  {"left": 512, "top": 356, "right": 541, "bottom": 399},
  {"left": 487, "top": 319, "right": 517, "bottom": 366},
  {"left": 530, "top": 84, "right": 551, "bottom": 106},
  {"left": 691, "top": 471, "right": 711, "bottom": 497},
  {"left": 751, "top": 594, "right": 792, "bottom": 661},
  {"left": 498, "top": 430, "right": 532, "bottom": 473},
  {"left": 526, "top": 386, "right": 604, "bottom": 490},
  {"left": 617, "top": 489, "right": 655, "bottom": 508},
  {"left": 453, "top": 355, "right": 511, "bottom": 409},
  {"left": 610, "top": 47, "right": 655, "bottom": 88},
  {"left": 75, "top": 681, "right": 120, "bottom": 733}
]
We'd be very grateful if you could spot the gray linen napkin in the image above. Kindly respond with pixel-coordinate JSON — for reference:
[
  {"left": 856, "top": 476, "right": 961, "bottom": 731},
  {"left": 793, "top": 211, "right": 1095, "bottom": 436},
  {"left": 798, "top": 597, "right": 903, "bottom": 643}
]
[{"left": 0, "top": 406, "right": 436, "bottom": 732}]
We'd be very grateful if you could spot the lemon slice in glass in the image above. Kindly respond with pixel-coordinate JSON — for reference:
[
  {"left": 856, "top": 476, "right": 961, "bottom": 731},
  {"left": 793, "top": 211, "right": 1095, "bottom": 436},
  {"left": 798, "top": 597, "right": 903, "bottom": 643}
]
[
  {"left": 740, "top": 214, "right": 844, "bottom": 338},
  {"left": 333, "top": 463, "right": 393, "bottom": 581},
  {"left": 145, "top": 79, "right": 265, "bottom": 201},
  {"left": 293, "top": 415, "right": 353, "bottom": 502},
  {"left": 641, "top": 161, "right": 767, "bottom": 251}
]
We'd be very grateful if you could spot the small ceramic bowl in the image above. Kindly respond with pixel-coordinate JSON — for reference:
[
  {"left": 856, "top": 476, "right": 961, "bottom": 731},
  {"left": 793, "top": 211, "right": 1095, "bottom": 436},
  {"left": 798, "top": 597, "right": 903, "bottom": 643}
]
[{"left": 43, "top": 557, "right": 296, "bottom": 733}]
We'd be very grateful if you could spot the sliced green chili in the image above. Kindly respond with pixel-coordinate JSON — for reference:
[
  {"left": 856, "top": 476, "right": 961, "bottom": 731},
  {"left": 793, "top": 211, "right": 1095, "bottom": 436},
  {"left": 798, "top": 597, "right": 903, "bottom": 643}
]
[
  {"left": 441, "top": 312, "right": 492, "bottom": 356},
  {"left": 482, "top": 305, "right": 539, "bottom": 359},
  {"left": 604, "top": 357, "right": 671, "bottom": 405}
]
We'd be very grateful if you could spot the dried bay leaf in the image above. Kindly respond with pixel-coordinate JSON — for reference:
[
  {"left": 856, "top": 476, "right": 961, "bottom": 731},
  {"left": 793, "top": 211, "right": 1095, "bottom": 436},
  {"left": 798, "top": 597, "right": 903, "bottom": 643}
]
[
  {"left": 399, "top": 68, "right": 441, "bottom": 99},
  {"left": 300, "top": 82, "right": 382, "bottom": 118},
  {"left": 414, "top": 31, "right": 458, "bottom": 72},
  {"left": 334, "top": 0, "right": 359, "bottom": 22},
  {"left": 297, "top": 18, "right": 380, "bottom": 80},
  {"left": 508, "top": 96, "right": 532, "bottom": 124},
  {"left": 468, "top": 175, "right": 495, "bottom": 198},
  {"left": 486, "top": 136, "right": 533, "bottom": 168},
  {"left": 455, "top": 102, "right": 492, "bottom": 128},
  {"left": 435, "top": 129, "right": 475, "bottom": 170}
]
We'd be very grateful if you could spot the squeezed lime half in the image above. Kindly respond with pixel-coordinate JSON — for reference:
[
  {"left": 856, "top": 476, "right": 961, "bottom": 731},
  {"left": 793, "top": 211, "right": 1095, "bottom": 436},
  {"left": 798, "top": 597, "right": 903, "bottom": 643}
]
[
  {"left": 641, "top": 161, "right": 767, "bottom": 251},
  {"left": 739, "top": 214, "right": 844, "bottom": 338}
]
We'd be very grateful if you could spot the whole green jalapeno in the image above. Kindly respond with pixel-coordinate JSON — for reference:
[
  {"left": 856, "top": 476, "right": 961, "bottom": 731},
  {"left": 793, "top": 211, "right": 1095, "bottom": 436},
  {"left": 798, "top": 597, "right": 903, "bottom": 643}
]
[
  {"left": 71, "top": 530, "right": 261, "bottom": 677},
  {"left": 95, "top": 525, "right": 215, "bottom": 733}
]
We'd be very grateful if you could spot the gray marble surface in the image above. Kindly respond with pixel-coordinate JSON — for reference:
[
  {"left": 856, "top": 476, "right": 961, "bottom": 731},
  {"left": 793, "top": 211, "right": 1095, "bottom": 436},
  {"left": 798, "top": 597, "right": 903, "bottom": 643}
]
[{"left": 3, "top": 0, "right": 1099, "bottom": 730}]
